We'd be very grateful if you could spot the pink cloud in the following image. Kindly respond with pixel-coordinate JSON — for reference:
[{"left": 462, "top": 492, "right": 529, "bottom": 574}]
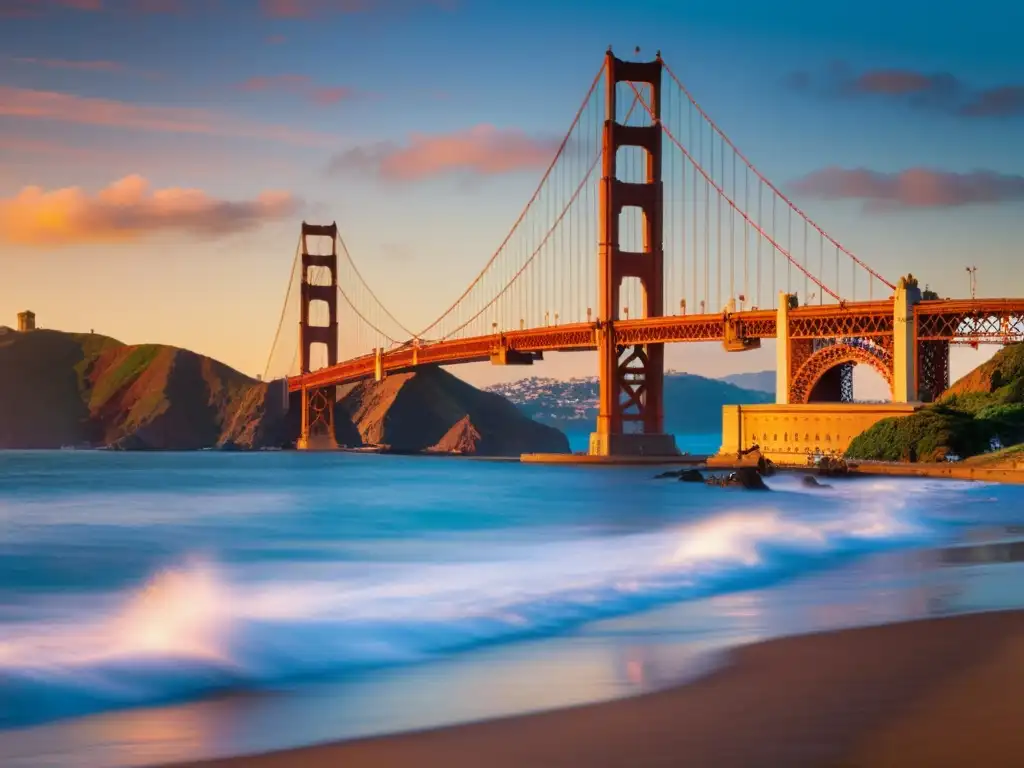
[
  {"left": 0, "top": 175, "right": 300, "bottom": 246},
  {"left": 0, "top": 85, "right": 337, "bottom": 145},
  {"left": 237, "top": 75, "right": 361, "bottom": 105},
  {"left": 12, "top": 56, "right": 122, "bottom": 71},
  {"left": 329, "top": 125, "right": 562, "bottom": 181},
  {"left": 259, "top": 0, "right": 453, "bottom": 16},
  {"left": 0, "top": 0, "right": 102, "bottom": 14},
  {"left": 238, "top": 74, "right": 311, "bottom": 92},
  {"left": 789, "top": 167, "right": 1024, "bottom": 211},
  {"left": 2, "top": 0, "right": 451, "bottom": 14},
  {"left": 854, "top": 70, "right": 943, "bottom": 95},
  {"left": 310, "top": 86, "right": 356, "bottom": 104},
  {"left": 961, "top": 85, "right": 1024, "bottom": 117},
  {"left": 788, "top": 63, "right": 1024, "bottom": 119}
]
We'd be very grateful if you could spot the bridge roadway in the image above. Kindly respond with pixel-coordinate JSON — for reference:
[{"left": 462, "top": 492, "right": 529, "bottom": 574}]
[{"left": 288, "top": 298, "right": 1024, "bottom": 393}]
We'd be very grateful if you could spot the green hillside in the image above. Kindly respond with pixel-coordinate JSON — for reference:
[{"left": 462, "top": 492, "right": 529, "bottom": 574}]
[
  {"left": 0, "top": 328, "right": 286, "bottom": 450},
  {"left": 846, "top": 343, "right": 1024, "bottom": 462}
]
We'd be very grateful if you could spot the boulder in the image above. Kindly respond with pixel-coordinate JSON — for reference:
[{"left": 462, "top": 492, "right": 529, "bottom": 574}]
[{"left": 705, "top": 467, "right": 770, "bottom": 490}]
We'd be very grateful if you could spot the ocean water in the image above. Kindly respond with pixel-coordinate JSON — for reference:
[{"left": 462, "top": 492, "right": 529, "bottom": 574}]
[
  {"left": 2, "top": 447, "right": 1024, "bottom": 766},
  {"left": 562, "top": 429, "right": 722, "bottom": 454}
]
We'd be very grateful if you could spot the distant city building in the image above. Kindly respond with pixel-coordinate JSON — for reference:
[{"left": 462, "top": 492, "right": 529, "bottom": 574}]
[{"left": 17, "top": 311, "right": 35, "bottom": 332}]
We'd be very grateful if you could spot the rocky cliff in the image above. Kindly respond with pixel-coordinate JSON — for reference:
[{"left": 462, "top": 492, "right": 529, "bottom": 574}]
[
  {"left": 338, "top": 366, "right": 569, "bottom": 456},
  {"left": 0, "top": 328, "right": 566, "bottom": 455}
]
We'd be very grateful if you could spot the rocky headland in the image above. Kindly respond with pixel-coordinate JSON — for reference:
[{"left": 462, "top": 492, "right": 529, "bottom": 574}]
[{"left": 0, "top": 327, "right": 568, "bottom": 456}]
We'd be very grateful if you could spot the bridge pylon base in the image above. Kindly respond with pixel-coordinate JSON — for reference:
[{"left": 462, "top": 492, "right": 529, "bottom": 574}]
[
  {"left": 296, "top": 434, "right": 339, "bottom": 451},
  {"left": 588, "top": 432, "right": 679, "bottom": 457}
]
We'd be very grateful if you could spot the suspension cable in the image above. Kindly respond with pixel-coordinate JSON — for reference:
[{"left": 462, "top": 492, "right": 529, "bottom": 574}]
[
  {"left": 334, "top": 232, "right": 418, "bottom": 339},
  {"left": 414, "top": 59, "right": 608, "bottom": 339},
  {"left": 262, "top": 238, "right": 301, "bottom": 381},
  {"left": 336, "top": 284, "right": 400, "bottom": 347},
  {"left": 627, "top": 81, "right": 842, "bottom": 302},
  {"left": 441, "top": 93, "right": 642, "bottom": 339},
  {"left": 660, "top": 59, "right": 895, "bottom": 291}
]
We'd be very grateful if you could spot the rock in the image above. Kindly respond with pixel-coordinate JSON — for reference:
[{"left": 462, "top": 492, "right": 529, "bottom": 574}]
[
  {"left": 801, "top": 475, "right": 832, "bottom": 489},
  {"left": 654, "top": 468, "right": 705, "bottom": 481},
  {"left": 817, "top": 456, "right": 849, "bottom": 477},
  {"left": 429, "top": 415, "right": 482, "bottom": 454},
  {"left": 705, "top": 467, "right": 770, "bottom": 490},
  {"left": 338, "top": 366, "right": 569, "bottom": 457}
]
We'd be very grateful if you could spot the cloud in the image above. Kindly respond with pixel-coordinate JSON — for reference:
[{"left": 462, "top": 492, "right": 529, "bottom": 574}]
[
  {"left": 236, "top": 74, "right": 359, "bottom": 105},
  {"left": 265, "top": 34, "right": 288, "bottom": 45},
  {"left": 0, "top": 0, "right": 190, "bottom": 13},
  {"left": 2, "top": 0, "right": 452, "bottom": 15},
  {"left": 379, "top": 242, "right": 413, "bottom": 261},
  {"left": 0, "top": 175, "right": 299, "bottom": 246},
  {"left": 11, "top": 56, "right": 121, "bottom": 71},
  {"left": 0, "top": 0, "right": 103, "bottom": 14},
  {"left": 961, "top": 85, "right": 1024, "bottom": 118},
  {"left": 789, "top": 167, "right": 1024, "bottom": 212},
  {"left": 259, "top": 0, "right": 453, "bottom": 17},
  {"left": 0, "top": 85, "right": 337, "bottom": 145},
  {"left": 9, "top": 56, "right": 162, "bottom": 79},
  {"left": 329, "top": 125, "right": 562, "bottom": 182},
  {"left": 787, "top": 64, "right": 1024, "bottom": 119}
]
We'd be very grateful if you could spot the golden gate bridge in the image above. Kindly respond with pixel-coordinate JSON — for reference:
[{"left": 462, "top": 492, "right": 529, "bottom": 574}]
[{"left": 262, "top": 49, "right": 1024, "bottom": 454}]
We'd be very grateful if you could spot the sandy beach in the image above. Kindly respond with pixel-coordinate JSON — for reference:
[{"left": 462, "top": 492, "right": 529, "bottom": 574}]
[{"left": 163, "top": 609, "right": 1024, "bottom": 768}]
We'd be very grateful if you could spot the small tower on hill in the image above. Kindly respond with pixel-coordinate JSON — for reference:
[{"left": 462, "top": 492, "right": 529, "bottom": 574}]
[{"left": 17, "top": 311, "right": 35, "bottom": 332}]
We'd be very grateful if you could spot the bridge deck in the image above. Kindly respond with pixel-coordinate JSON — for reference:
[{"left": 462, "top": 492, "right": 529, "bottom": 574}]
[{"left": 287, "top": 298, "right": 1024, "bottom": 392}]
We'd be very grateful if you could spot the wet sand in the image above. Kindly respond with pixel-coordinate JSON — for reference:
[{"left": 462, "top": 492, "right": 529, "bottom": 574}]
[{"left": 165, "top": 609, "right": 1024, "bottom": 768}]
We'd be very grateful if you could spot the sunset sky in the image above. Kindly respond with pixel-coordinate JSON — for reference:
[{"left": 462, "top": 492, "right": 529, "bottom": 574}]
[{"left": 2, "top": 0, "right": 1022, "bottom": 391}]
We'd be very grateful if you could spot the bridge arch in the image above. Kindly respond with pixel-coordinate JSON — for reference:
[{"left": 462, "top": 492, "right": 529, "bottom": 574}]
[{"left": 789, "top": 340, "right": 894, "bottom": 404}]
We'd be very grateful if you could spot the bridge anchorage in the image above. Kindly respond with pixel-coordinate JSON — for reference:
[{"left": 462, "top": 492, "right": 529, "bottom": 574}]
[{"left": 265, "top": 49, "right": 1024, "bottom": 456}]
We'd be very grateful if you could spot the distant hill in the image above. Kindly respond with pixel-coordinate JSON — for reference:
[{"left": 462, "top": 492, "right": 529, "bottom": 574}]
[
  {"left": 486, "top": 372, "right": 772, "bottom": 434},
  {"left": 719, "top": 370, "right": 775, "bottom": 394},
  {"left": 0, "top": 328, "right": 566, "bottom": 455},
  {"left": 846, "top": 343, "right": 1024, "bottom": 462}
]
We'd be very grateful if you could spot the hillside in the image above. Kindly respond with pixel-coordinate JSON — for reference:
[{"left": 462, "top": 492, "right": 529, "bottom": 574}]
[
  {"left": 846, "top": 343, "right": 1024, "bottom": 463},
  {"left": 0, "top": 328, "right": 566, "bottom": 455},
  {"left": 0, "top": 328, "right": 290, "bottom": 450},
  {"left": 486, "top": 372, "right": 773, "bottom": 434},
  {"left": 339, "top": 366, "right": 569, "bottom": 456},
  {"left": 720, "top": 370, "right": 775, "bottom": 394}
]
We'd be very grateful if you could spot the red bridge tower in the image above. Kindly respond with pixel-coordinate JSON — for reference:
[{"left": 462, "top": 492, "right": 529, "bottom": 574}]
[
  {"left": 297, "top": 221, "right": 339, "bottom": 450},
  {"left": 590, "top": 50, "right": 678, "bottom": 456}
]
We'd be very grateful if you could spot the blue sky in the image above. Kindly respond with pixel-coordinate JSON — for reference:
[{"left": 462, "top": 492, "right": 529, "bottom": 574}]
[{"left": 1, "top": 0, "right": 1022, "bottom": 390}]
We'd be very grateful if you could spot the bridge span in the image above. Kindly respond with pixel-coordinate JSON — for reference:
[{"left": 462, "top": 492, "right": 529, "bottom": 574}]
[{"left": 264, "top": 49, "right": 1024, "bottom": 454}]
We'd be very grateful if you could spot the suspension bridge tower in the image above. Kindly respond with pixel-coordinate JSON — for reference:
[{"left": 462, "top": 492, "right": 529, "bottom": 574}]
[
  {"left": 589, "top": 49, "right": 679, "bottom": 457},
  {"left": 297, "top": 221, "right": 339, "bottom": 450}
]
